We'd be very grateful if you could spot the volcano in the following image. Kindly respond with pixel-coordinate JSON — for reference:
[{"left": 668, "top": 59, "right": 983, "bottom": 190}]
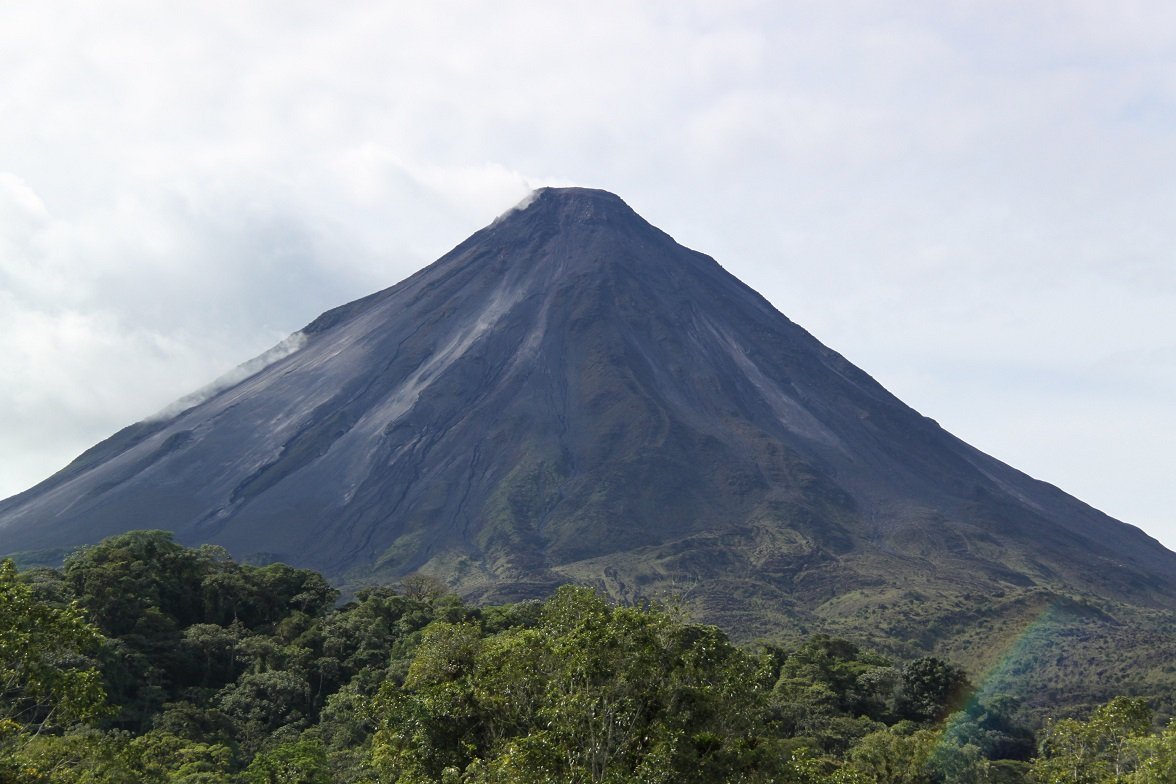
[{"left": 2, "top": 188, "right": 1173, "bottom": 645}]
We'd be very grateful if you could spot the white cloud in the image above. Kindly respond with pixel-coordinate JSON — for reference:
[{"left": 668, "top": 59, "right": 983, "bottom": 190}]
[{"left": 146, "top": 330, "right": 310, "bottom": 422}]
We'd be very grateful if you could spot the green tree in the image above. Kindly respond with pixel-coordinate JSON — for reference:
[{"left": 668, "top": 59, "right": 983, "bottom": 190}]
[
  {"left": 63, "top": 530, "right": 205, "bottom": 636},
  {"left": 0, "top": 559, "right": 107, "bottom": 733},
  {"left": 6, "top": 728, "right": 136, "bottom": 783},
  {"left": 896, "top": 657, "right": 972, "bottom": 724},
  {"left": 1031, "top": 696, "right": 1153, "bottom": 783},
  {"left": 216, "top": 670, "right": 312, "bottom": 754},
  {"left": 242, "top": 737, "right": 332, "bottom": 784},
  {"left": 371, "top": 585, "right": 777, "bottom": 784},
  {"left": 942, "top": 695, "right": 1036, "bottom": 762},
  {"left": 1126, "top": 721, "right": 1176, "bottom": 784},
  {"left": 127, "top": 729, "right": 235, "bottom": 782},
  {"left": 845, "top": 725, "right": 939, "bottom": 784}
]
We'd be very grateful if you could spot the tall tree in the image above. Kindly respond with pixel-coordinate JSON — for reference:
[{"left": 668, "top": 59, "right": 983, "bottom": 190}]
[
  {"left": 1031, "top": 696, "right": 1153, "bottom": 783},
  {"left": 0, "top": 559, "right": 106, "bottom": 733}
]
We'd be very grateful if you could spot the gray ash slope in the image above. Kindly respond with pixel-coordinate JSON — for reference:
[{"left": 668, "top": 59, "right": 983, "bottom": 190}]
[{"left": 2, "top": 188, "right": 1173, "bottom": 624}]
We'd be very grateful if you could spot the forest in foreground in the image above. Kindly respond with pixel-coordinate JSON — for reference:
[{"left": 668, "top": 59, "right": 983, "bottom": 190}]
[{"left": 2, "top": 530, "right": 1174, "bottom": 783}]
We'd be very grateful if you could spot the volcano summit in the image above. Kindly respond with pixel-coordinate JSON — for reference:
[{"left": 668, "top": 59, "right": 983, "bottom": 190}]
[{"left": 1, "top": 188, "right": 1173, "bottom": 649}]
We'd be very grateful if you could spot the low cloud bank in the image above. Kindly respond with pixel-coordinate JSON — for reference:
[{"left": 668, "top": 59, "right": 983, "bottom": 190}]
[
  {"left": 146, "top": 331, "right": 309, "bottom": 422},
  {"left": 492, "top": 189, "right": 540, "bottom": 224}
]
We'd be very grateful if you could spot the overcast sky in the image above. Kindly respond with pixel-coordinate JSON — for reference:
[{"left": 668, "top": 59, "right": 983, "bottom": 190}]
[{"left": 1, "top": 2, "right": 1173, "bottom": 550}]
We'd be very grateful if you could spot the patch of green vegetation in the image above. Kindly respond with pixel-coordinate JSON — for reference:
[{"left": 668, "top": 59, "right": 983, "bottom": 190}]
[
  {"left": 3, "top": 530, "right": 1174, "bottom": 783},
  {"left": 478, "top": 452, "right": 567, "bottom": 559},
  {"left": 2, "top": 547, "right": 72, "bottom": 570}
]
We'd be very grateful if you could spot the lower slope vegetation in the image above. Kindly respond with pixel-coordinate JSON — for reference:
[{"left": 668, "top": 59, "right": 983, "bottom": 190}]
[{"left": 2, "top": 530, "right": 1174, "bottom": 783}]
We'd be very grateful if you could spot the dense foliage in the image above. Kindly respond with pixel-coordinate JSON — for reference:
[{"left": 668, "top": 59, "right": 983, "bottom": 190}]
[{"left": 1, "top": 531, "right": 1171, "bottom": 782}]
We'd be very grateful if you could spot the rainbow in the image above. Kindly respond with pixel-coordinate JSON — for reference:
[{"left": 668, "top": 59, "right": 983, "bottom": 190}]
[
  {"left": 923, "top": 599, "right": 1068, "bottom": 769},
  {"left": 964, "top": 599, "right": 1068, "bottom": 709}
]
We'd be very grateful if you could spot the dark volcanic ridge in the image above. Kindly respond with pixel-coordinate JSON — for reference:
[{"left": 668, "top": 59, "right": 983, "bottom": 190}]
[{"left": 2, "top": 188, "right": 1174, "bottom": 639}]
